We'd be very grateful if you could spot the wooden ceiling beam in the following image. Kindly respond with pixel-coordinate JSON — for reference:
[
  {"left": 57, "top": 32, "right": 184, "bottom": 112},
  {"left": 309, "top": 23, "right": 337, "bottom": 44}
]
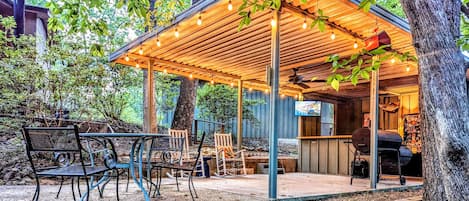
[{"left": 126, "top": 53, "right": 241, "bottom": 80}]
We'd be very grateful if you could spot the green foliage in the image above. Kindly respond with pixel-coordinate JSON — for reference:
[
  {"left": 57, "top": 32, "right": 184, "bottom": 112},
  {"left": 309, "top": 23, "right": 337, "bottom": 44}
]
[
  {"left": 196, "top": 84, "right": 264, "bottom": 126},
  {"left": 324, "top": 45, "right": 416, "bottom": 91},
  {"left": 0, "top": 16, "right": 44, "bottom": 117},
  {"left": 0, "top": 15, "right": 140, "bottom": 125},
  {"left": 37, "top": 0, "right": 190, "bottom": 54},
  {"left": 376, "top": 0, "right": 406, "bottom": 18},
  {"left": 310, "top": 9, "right": 328, "bottom": 32},
  {"left": 238, "top": 0, "right": 281, "bottom": 31},
  {"left": 358, "top": 0, "right": 376, "bottom": 12},
  {"left": 155, "top": 73, "right": 181, "bottom": 124}
]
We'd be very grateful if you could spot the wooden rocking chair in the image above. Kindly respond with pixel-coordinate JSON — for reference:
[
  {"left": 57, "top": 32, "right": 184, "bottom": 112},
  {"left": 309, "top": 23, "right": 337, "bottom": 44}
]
[{"left": 214, "top": 133, "right": 246, "bottom": 176}]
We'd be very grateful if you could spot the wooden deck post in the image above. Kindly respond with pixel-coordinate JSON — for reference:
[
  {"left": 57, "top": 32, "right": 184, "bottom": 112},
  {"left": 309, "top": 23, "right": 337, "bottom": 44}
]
[
  {"left": 237, "top": 80, "right": 243, "bottom": 150},
  {"left": 144, "top": 60, "right": 157, "bottom": 133},
  {"left": 370, "top": 69, "right": 379, "bottom": 188},
  {"left": 269, "top": 9, "right": 280, "bottom": 200}
]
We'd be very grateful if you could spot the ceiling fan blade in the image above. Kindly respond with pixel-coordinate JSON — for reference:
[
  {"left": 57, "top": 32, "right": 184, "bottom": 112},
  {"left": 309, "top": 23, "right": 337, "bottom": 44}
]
[
  {"left": 303, "top": 79, "right": 327, "bottom": 83},
  {"left": 297, "top": 83, "right": 310, "bottom": 89}
]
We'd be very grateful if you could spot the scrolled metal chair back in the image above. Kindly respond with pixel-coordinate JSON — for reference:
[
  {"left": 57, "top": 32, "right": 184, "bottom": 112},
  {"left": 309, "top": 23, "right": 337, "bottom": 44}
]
[{"left": 149, "top": 136, "right": 185, "bottom": 165}]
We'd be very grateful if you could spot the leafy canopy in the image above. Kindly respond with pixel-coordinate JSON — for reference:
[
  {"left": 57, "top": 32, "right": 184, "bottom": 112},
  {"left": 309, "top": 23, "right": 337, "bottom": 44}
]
[{"left": 197, "top": 84, "right": 264, "bottom": 127}]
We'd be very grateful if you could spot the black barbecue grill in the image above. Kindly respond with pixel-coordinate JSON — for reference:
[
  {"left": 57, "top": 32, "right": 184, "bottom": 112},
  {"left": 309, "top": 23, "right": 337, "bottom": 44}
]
[{"left": 350, "top": 128, "right": 411, "bottom": 185}]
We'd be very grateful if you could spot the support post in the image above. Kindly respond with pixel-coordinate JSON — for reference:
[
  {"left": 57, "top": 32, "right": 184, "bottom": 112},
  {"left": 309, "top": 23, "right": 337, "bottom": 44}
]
[
  {"left": 269, "top": 9, "right": 280, "bottom": 201},
  {"left": 13, "top": 0, "right": 25, "bottom": 36},
  {"left": 237, "top": 80, "right": 243, "bottom": 150},
  {"left": 144, "top": 60, "right": 157, "bottom": 133},
  {"left": 369, "top": 70, "right": 379, "bottom": 188}
]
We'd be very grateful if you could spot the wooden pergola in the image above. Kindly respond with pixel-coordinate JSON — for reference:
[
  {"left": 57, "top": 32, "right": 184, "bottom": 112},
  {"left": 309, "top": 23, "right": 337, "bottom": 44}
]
[{"left": 110, "top": 0, "right": 417, "bottom": 199}]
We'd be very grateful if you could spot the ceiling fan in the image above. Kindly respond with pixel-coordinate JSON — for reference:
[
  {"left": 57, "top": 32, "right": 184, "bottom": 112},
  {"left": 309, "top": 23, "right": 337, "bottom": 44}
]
[{"left": 287, "top": 68, "right": 326, "bottom": 89}]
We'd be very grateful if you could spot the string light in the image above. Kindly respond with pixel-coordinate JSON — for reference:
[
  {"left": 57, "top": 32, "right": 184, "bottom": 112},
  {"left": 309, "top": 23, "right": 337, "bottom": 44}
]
[
  {"left": 271, "top": 16, "right": 276, "bottom": 27},
  {"left": 228, "top": 0, "right": 233, "bottom": 11},
  {"left": 264, "top": 89, "right": 269, "bottom": 94},
  {"left": 210, "top": 79, "right": 215, "bottom": 84},
  {"left": 197, "top": 13, "right": 202, "bottom": 26},
  {"left": 302, "top": 17, "right": 307, "bottom": 29},
  {"left": 189, "top": 74, "right": 193, "bottom": 79},
  {"left": 294, "top": 94, "right": 298, "bottom": 99},
  {"left": 156, "top": 38, "right": 161, "bottom": 47},
  {"left": 138, "top": 47, "right": 143, "bottom": 55},
  {"left": 391, "top": 58, "right": 396, "bottom": 64},
  {"left": 136, "top": 63, "right": 140, "bottom": 68},
  {"left": 230, "top": 82, "right": 234, "bottom": 87},
  {"left": 281, "top": 94, "right": 285, "bottom": 98},
  {"left": 353, "top": 41, "right": 358, "bottom": 49},
  {"left": 174, "top": 27, "right": 179, "bottom": 38},
  {"left": 125, "top": 55, "right": 129, "bottom": 62},
  {"left": 406, "top": 66, "right": 410, "bottom": 72},
  {"left": 163, "top": 69, "right": 167, "bottom": 74},
  {"left": 330, "top": 31, "right": 336, "bottom": 40},
  {"left": 248, "top": 87, "right": 253, "bottom": 92}
]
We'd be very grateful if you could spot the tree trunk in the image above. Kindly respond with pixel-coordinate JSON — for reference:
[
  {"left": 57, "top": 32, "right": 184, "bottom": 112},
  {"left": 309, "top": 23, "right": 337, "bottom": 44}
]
[
  {"left": 13, "top": 0, "right": 25, "bottom": 36},
  {"left": 171, "top": 78, "right": 197, "bottom": 141},
  {"left": 400, "top": 1, "right": 469, "bottom": 200}
]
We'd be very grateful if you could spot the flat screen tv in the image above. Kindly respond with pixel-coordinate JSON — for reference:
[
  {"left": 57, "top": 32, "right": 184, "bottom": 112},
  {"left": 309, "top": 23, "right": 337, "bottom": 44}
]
[{"left": 295, "top": 101, "right": 321, "bottom": 116}]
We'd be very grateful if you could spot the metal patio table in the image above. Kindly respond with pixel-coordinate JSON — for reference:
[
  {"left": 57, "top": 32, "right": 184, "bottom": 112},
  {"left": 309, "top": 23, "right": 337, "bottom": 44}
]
[{"left": 80, "top": 133, "right": 169, "bottom": 201}]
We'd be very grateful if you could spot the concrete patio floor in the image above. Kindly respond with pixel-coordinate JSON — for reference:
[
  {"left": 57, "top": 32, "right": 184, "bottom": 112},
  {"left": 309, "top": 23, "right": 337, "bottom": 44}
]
[
  {"left": 0, "top": 173, "right": 422, "bottom": 201},
  {"left": 195, "top": 173, "right": 423, "bottom": 200}
]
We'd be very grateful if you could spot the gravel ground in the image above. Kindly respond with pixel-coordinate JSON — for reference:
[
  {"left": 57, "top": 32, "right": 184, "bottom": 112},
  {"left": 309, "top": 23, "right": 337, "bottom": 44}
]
[
  {"left": 324, "top": 189, "right": 423, "bottom": 201},
  {"left": 0, "top": 183, "right": 423, "bottom": 201},
  {"left": 0, "top": 180, "right": 263, "bottom": 201}
]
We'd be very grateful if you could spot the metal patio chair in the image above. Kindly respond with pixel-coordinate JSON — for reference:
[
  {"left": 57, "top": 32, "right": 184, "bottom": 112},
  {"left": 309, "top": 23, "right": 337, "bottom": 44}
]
[
  {"left": 145, "top": 136, "right": 186, "bottom": 197},
  {"left": 148, "top": 132, "right": 207, "bottom": 201},
  {"left": 167, "top": 129, "right": 205, "bottom": 178},
  {"left": 22, "top": 125, "right": 111, "bottom": 201},
  {"left": 214, "top": 133, "right": 246, "bottom": 176}
]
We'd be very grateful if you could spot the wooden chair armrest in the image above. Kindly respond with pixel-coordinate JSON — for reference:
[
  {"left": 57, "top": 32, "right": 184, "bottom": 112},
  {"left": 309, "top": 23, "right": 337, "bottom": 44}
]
[{"left": 234, "top": 149, "right": 246, "bottom": 155}]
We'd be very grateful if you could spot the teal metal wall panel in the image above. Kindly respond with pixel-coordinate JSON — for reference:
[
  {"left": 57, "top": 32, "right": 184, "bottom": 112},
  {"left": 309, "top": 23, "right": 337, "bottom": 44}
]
[{"left": 158, "top": 89, "right": 298, "bottom": 139}]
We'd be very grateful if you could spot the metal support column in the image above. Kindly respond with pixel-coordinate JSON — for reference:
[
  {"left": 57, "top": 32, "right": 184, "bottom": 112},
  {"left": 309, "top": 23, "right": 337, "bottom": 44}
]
[
  {"left": 369, "top": 69, "right": 379, "bottom": 188},
  {"left": 237, "top": 80, "right": 243, "bottom": 150},
  {"left": 269, "top": 9, "right": 280, "bottom": 201},
  {"left": 144, "top": 60, "right": 157, "bottom": 133}
]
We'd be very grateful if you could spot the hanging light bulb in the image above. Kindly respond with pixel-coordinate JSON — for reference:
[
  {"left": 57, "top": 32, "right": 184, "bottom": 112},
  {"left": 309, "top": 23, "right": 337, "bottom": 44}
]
[
  {"left": 406, "top": 66, "right": 410, "bottom": 72},
  {"left": 136, "top": 63, "right": 140, "bottom": 68},
  {"left": 189, "top": 74, "right": 193, "bottom": 79},
  {"left": 156, "top": 38, "right": 161, "bottom": 47},
  {"left": 125, "top": 55, "right": 130, "bottom": 62},
  {"left": 391, "top": 58, "right": 396, "bottom": 64},
  {"left": 271, "top": 16, "right": 276, "bottom": 27},
  {"left": 197, "top": 13, "right": 202, "bottom": 26},
  {"left": 163, "top": 69, "right": 167, "bottom": 74},
  {"left": 353, "top": 41, "right": 358, "bottom": 49},
  {"left": 174, "top": 27, "right": 179, "bottom": 38},
  {"left": 228, "top": 0, "right": 233, "bottom": 11},
  {"left": 302, "top": 17, "right": 307, "bottom": 29},
  {"left": 230, "top": 82, "right": 234, "bottom": 87},
  {"left": 248, "top": 87, "right": 253, "bottom": 92},
  {"left": 294, "top": 94, "right": 298, "bottom": 99},
  {"left": 281, "top": 94, "right": 285, "bottom": 98},
  {"left": 330, "top": 31, "right": 336, "bottom": 40},
  {"left": 210, "top": 79, "right": 215, "bottom": 85},
  {"left": 264, "top": 89, "right": 269, "bottom": 94},
  {"left": 138, "top": 47, "right": 143, "bottom": 55}
]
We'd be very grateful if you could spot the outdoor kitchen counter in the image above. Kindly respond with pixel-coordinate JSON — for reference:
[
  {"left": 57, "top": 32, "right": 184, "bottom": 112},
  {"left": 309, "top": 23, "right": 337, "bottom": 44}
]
[{"left": 298, "top": 135, "right": 355, "bottom": 176}]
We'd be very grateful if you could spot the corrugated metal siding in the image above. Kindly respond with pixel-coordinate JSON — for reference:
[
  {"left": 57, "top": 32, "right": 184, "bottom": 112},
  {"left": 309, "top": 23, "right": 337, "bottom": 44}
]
[{"left": 158, "top": 90, "right": 298, "bottom": 139}]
